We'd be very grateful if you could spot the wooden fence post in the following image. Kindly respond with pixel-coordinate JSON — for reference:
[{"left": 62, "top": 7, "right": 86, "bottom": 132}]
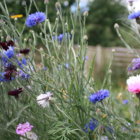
[{"left": 96, "top": 45, "right": 102, "bottom": 71}]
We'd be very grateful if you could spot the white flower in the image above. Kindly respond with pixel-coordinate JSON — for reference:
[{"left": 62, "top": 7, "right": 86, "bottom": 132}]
[
  {"left": 101, "top": 136, "right": 108, "bottom": 140},
  {"left": 127, "top": 75, "right": 140, "bottom": 85},
  {"left": 20, "top": 132, "right": 38, "bottom": 140},
  {"left": 126, "top": 75, "right": 140, "bottom": 94},
  {"left": 37, "top": 92, "right": 53, "bottom": 108}
]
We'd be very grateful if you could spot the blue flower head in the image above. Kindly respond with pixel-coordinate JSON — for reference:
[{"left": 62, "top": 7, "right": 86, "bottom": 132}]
[
  {"left": 43, "top": 67, "right": 47, "bottom": 70},
  {"left": 123, "top": 99, "right": 128, "bottom": 104},
  {"left": 82, "top": 56, "right": 88, "bottom": 60},
  {"left": 89, "top": 89, "right": 109, "bottom": 104},
  {"left": 53, "top": 33, "right": 71, "bottom": 43},
  {"left": 132, "top": 58, "right": 140, "bottom": 70},
  {"left": 106, "top": 127, "right": 113, "bottom": 132},
  {"left": 26, "top": 12, "right": 46, "bottom": 28},
  {"left": 19, "top": 69, "right": 30, "bottom": 80},
  {"left": 58, "top": 63, "right": 69, "bottom": 71},
  {"left": 83, "top": 119, "right": 98, "bottom": 133},
  {"left": 128, "top": 11, "right": 140, "bottom": 20},
  {"left": 1, "top": 46, "right": 14, "bottom": 65}
]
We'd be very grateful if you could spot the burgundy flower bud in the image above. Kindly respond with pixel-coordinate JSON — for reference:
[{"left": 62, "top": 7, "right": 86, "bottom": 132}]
[
  {"left": 8, "top": 88, "right": 23, "bottom": 99},
  {"left": 0, "top": 40, "right": 14, "bottom": 50},
  {"left": 4, "top": 64, "right": 17, "bottom": 81},
  {"left": 20, "top": 48, "right": 30, "bottom": 55}
]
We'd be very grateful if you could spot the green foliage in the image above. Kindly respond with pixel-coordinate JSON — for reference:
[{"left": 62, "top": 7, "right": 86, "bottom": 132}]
[
  {"left": 0, "top": 0, "right": 140, "bottom": 140},
  {"left": 86, "top": 0, "right": 128, "bottom": 47}
]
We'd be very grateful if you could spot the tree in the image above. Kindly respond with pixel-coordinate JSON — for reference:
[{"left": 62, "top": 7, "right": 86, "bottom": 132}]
[{"left": 86, "top": 0, "right": 128, "bottom": 47}]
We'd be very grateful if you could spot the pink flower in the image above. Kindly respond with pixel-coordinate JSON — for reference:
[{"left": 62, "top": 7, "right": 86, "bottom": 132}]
[
  {"left": 126, "top": 75, "right": 140, "bottom": 94},
  {"left": 16, "top": 122, "right": 33, "bottom": 135}
]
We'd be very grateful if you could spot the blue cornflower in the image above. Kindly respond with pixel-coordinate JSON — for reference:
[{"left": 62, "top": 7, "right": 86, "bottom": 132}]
[
  {"left": 22, "top": 58, "right": 27, "bottom": 65},
  {"left": 82, "top": 56, "right": 88, "bottom": 60},
  {"left": 85, "top": 56, "right": 88, "bottom": 60},
  {"left": 26, "top": 12, "right": 46, "bottom": 28},
  {"left": 128, "top": 11, "right": 140, "bottom": 20},
  {"left": 132, "top": 58, "right": 140, "bottom": 70},
  {"left": 1, "top": 46, "right": 14, "bottom": 65},
  {"left": 83, "top": 119, "right": 98, "bottom": 133},
  {"left": 58, "top": 34, "right": 64, "bottom": 42},
  {"left": 19, "top": 69, "right": 30, "bottom": 80},
  {"left": 89, "top": 89, "right": 109, "bottom": 104},
  {"left": 123, "top": 99, "right": 129, "bottom": 104},
  {"left": 16, "top": 58, "right": 27, "bottom": 68},
  {"left": 53, "top": 33, "right": 71, "bottom": 43},
  {"left": 58, "top": 63, "right": 69, "bottom": 71},
  {"left": 43, "top": 67, "right": 47, "bottom": 70},
  {"left": 106, "top": 127, "right": 113, "bottom": 132},
  {"left": 0, "top": 72, "right": 6, "bottom": 82}
]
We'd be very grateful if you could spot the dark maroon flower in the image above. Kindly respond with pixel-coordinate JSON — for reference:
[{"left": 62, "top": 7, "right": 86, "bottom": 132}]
[
  {"left": 0, "top": 40, "right": 14, "bottom": 51},
  {"left": 8, "top": 88, "right": 23, "bottom": 99},
  {"left": 4, "top": 64, "right": 17, "bottom": 81},
  {"left": 20, "top": 49, "right": 30, "bottom": 55}
]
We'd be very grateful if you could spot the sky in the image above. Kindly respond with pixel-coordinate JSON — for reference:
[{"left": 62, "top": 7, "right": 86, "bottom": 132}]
[{"left": 128, "top": 0, "right": 140, "bottom": 11}]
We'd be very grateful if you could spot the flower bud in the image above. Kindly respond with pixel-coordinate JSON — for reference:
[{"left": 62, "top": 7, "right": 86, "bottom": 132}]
[
  {"left": 112, "top": 49, "right": 115, "bottom": 53},
  {"left": 14, "top": 17, "right": 18, "bottom": 21},
  {"left": 12, "top": 71, "right": 18, "bottom": 78},
  {"left": 22, "top": 1, "right": 26, "bottom": 6},
  {"left": 98, "top": 126, "right": 103, "bottom": 135},
  {"left": 57, "top": 11, "right": 60, "bottom": 16},
  {"left": 24, "top": 38, "right": 27, "bottom": 42},
  {"left": 30, "top": 30, "right": 34, "bottom": 33},
  {"left": 96, "top": 109, "right": 101, "bottom": 116},
  {"left": 90, "top": 87, "right": 94, "bottom": 93},
  {"left": 1, "top": 36, "right": 4, "bottom": 41},
  {"left": 46, "top": 19, "right": 49, "bottom": 22},
  {"left": 39, "top": 47, "right": 44, "bottom": 51},
  {"left": 65, "top": 22, "right": 68, "bottom": 30},
  {"left": 83, "top": 11, "right": 88, "bottom": 17},
  {"left": 17, "top": 68, "right": 20, "bottom": 72},
  {"left": 77, "top": 5, "right": 81, "bottom": 10},
  {"left": 71, "top": 30, "right": 73, "bottom": 35},
  {"left": 83, "top": 35, "right": 88, "bottom": 41},
  {"left": 53, "top": 32, "right": 55, "bottom": 35},
  {"left": 37, "top": 23, "right": 42, "bottom": 27},
  {"left": 17, "top": 53, "right": 23, "bottom": 60},
  {"left": 28, "top": 38, "right": 32, "bottom": 43},
  {"left": 129, "top": 1, "right": 133, "bottom": 6},
  {"left": 65, "top": 22, "right": 68, "bottom": 26},
  {"left": 40, "top": 32, "right": 42, "bottom": 36},
  {"left": 44, "top": 0, "right": 49, "bottom": 4},
  {"left": 109, "top": 69, "right": 112, "bottom": 74},
  {"left": 114, "top": 23, "right": 119, "bottom": 29},
  {"left": 56, "top": 18, "right": 58, "bottom": 21},
  {"left": 49, "top": 97, "right": 55, "bottom": 104},
  {"left": 55, "top": 2, "right": 61, "bottom": 10},
  {"left": 6, "top": 36, "right": 10, "bottom": 42},
  {"left": 0, "top": 19, "right": 5, "bottom": 25}
]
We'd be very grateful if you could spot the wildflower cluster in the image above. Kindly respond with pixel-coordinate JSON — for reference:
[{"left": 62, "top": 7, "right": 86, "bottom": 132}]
[{"left": 0, "top": 0, "right": 140, "bottom": 140}]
